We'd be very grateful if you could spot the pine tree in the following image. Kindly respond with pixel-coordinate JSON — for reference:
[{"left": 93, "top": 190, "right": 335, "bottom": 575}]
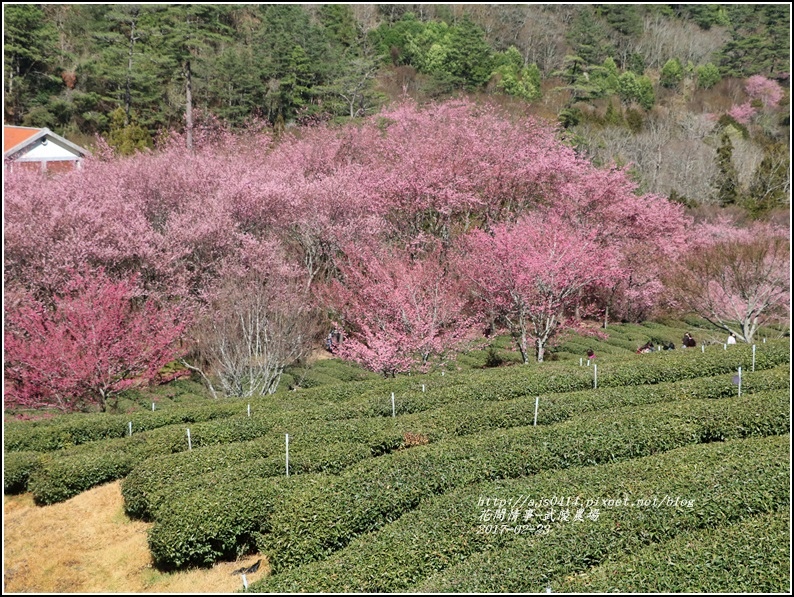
[{"left": 714, "top": 132, "right": 740, "bottom": 206}]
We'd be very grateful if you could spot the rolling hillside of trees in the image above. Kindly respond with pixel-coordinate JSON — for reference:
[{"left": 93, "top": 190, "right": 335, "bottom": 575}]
[{"left": 4, "top": 4, "right": 790, "bottom": 211}]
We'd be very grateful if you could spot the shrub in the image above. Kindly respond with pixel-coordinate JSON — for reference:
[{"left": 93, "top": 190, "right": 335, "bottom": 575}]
[
  {"left": 413, "top": 434, "right": 790, "bottom": 592},
  {"left": 252, "top": 434, "right": 789, "bottom": 592},
  {"left": 252, "top": 391, "right": 788, "bottom": 574},
  {"left": 555, "top": 511, "right": 790, "bottom": 593}
]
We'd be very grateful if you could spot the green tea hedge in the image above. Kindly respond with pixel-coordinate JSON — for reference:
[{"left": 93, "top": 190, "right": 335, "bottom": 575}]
[
  {"left": 26, "top": 414, "right": 275, "bottom": 504},
  {"left": 252, "top": 434, "right": 789, "bottom": 593},
  {"left": 555, "top": 511, "right": 790, "bottom": 593},
  {"left": 415, "top": 435, "right": 790, "bottom": 592},
  {"left": 145, "top": 390, "right": 788, "bottom": 570},
  {"left": 121, "top": 365, "right": 788, "bottom": 520},
  {"left": 257, "top": 391, "right": 789, "bottom": 574}
]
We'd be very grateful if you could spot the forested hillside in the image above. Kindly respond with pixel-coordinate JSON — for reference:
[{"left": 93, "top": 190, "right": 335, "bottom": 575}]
[{"left": 4, "top": 3, "right": 790, "bottom": 210}]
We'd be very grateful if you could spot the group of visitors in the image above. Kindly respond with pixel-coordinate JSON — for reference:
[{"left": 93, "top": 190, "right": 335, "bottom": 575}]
[
  {"left": 588, "top": 330, "right": 740, "bottom": 362},
  {"left": 325, "top": 323, "right": 342, "bottom": 352},
  {"left": 632, "top": 331, "right": 738, "bottom": 355}
]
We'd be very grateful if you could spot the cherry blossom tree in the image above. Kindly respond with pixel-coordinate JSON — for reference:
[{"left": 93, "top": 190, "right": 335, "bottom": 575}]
[
  {"left": 4, "top": 270, "right": 188, "bottom": 413},
  {"left": 745, "top": 75, "right": 783, "bottom": 109},
  {"left": 455, "top": 212, "right": 623, "bottom": 362},
  {"left": 327, "top": 245, "right": 471, "bottom": 376},
  {"left": 664, "top": 220, "right": 790, "bottom": 342}
]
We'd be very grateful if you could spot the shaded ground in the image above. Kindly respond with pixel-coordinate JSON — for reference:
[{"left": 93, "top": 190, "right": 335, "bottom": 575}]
[{"left": 3, "top": 481, "right": 268, "bottom": 593}]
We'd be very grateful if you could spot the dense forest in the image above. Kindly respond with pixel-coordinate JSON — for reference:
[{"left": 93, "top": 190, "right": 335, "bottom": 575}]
[{"left": 3, "top": 3, "right": 790, "bottom": 211}]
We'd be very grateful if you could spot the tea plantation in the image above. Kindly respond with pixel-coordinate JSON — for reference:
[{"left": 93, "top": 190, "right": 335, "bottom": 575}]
[{"left": 3, "top": 321, "right": 790, "bottom": 592}]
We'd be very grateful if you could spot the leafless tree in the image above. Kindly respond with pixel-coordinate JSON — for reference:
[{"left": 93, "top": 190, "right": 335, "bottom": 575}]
[{"left": 184, "top": 271, "right": 318, "bottom": 397}]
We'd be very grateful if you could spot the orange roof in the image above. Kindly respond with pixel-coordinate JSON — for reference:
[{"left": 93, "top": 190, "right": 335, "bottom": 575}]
[{"left": 4, "top": 126, "right": 42, "bottom": 153}]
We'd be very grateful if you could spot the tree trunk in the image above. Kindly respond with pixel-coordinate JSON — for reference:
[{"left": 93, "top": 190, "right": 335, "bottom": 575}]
[
  {"left": 185, "top": 59, "right": 193, "bottom": 151},
  {"left": 536, "top": 337, "right": 545, "bottom": 363},
  {"left": 125, "top": 19, "right": 136, "bottom": 126}
]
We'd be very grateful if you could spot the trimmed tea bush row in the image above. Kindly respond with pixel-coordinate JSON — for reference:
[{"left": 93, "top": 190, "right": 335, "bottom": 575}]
[
  {"left": 3, "top": 451, "right": 45, "bottom": 494},
  {"left": 359, "top": 341, "right": 788, "bottom": 418},
  {"left": 251, "top": 434, "right": 789, "bottom": 593},
  {"left": 122, "top": 365, "right": 788, "bottom": 520},
  {"left": 129, "top": 441, "right": 378, "bottom": 522},
  {"left": 122, "top": 422, "right": 406, "bottom": 520},
  {"left": 556, "top": 511, "right": 790, "bottom": 593},
  {"left": 257, "top": 390, "right": 789, "bottom": 574},
  {"left": 25, "top": 414, "right": 276, "bottom": 504},
  {"left": 414, "top": 436, "right": 790, "bottom": 592},
  {"left": 145, "top": 390, "right": 788, "bottom": 570},
  {"left": 4, "top": 401, "right": 248, "bottom": 453},
  {"left": 5, "top": 340, "right": 786, "bottom": 456},
  {"left": 10, "top": 359, "right": 789, "bottom": 502}
]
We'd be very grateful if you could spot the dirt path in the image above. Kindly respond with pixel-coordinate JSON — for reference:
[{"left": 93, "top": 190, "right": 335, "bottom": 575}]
[{"left": 3, "top": 481, "right": 268, "bottom": 593}]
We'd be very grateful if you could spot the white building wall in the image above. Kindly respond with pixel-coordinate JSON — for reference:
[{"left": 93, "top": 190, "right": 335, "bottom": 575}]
[{"left": 19, "top": 139, "right": 81, "bottom": 160}]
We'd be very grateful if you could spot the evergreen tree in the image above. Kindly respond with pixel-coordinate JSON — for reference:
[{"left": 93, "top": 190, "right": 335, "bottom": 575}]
[
  {"left": 439, "top": 17, "right": 493, "bottom": 89},
  {"left": 695, "top": 63, "right": 721, "bottom": 89},
  {"left": 4, "top": 4, "right": 61, "bottom": 124},
  {"left": 748, "top": 143, "right": 790, "bottom": 216},
  {"left": 714, "top": 131, "right": 740, "bottom": 207},
  {"left": 660, "top": 58, "right": 684, "bottom": 88},
  {"left": 567, "top": 7, "right": 612, "bottom": 65}
]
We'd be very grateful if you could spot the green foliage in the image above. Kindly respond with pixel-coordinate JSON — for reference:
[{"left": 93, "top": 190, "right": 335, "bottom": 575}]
[
  {"left": 3, "top": 451, "right": 44, "bottom": 494},
  {"left": 413, "top": 434, "right": 789, "bottom": 592},
  {"left": 668, "top": 189, "right": 698, "bottom": 209},
  {"left": 256, "top": 391, "right": 789, "bottom": 574},
  {"left": 747, "top": 142, "right": 790, "bottom": 216},
  {"left": 5, "top": 5, "right": 790, "bottom": 139},
  {"left": 491, "top": 47, "right": 541, "bottom": 101},
  {"left": 695, "top": 62, "right": 721, "bottom": 89},
  {"left": 604, "top": 99, "right": 623, "bottom": 125},
  {"left": 557, "top": 511, "right": 790, "bottom": 593},
  {"left": 3, "top": 4, "right": 61, "bottom": 124},
  {"left": 106, "top": 107, "right": 153, "bottom": 155},
  {"left": 120, "top": 362, "right": 788, "bottom": 521},
  {"left": 660, "top": 58, "right": 684, "bottom": 88},
  {"left": 590, "top": 56, "right": 620, "bottom": 96},
  {"left": 714, "top": 131, "right": 741, "bottom": 207},
  {"left": 625, "top": 107, "right": 644, "bottom": 132},
  {"left": 252, "top": 435, "right": 789, "bottom": 592},
  {"left": 558, "top": 107, "right": 582, "bottom": 129},
  {"left": 18, "top": 414, "right": 278, "bottom": 504},
  {"left": 4, "top": 401, "right": 243, "bottom": 453},
  {"left": 567, "top": 7, "right": 612, "bottom": 65},
  {"left": 719, "top": 5, "right": 790, "bottom": 78}
]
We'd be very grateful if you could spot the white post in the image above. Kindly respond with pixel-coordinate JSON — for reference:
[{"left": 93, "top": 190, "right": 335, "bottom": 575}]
[
  {"left": 701, "top": 344, "right": 705, "bottom": 353},
  {"left": 533, "top": 396, "right": 539, "bottom": 427},
  {"left": 580, "top": 357, "right": 583, "bottom": 366},
  {"left": 422, "top": 384, "right": 425, "bottom": 393},
  {"left": 752, "top": 345, "right": 756, "bottom": 372},
  {"left": 442, "top": 371, "right": 445, "bottom": 376},
  {"left": 724, "top": 343, "right": 727, "bottom": 350},
  {"left": 128, "top": 421, "right": 132, "bottom": 437},
  {"left": 285, "top": 434, "right": 290, "bottom": 477},
  {"left": 763, "top": 337, "right": 766, "bottom": 344},
  {"left": 593, "top": 364, "right": 598, "bottom": 389},
  {"left": 242, "top": 574, "right": 248, "bottom": 590},
  {"left": 247, "top": 403, "right": 251, "bottom": 417},
  {"left": 738, "top": 367, "right": 742, "bottom": 397},
  {"left": 186, "top": 428, "right": 192, "bottom": 451},
  {"left": 152, "top": 402, "right": 155, "bottom": 411},
  {"left": 391, "top": 392, "right": 395, "bottom": 417}
]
